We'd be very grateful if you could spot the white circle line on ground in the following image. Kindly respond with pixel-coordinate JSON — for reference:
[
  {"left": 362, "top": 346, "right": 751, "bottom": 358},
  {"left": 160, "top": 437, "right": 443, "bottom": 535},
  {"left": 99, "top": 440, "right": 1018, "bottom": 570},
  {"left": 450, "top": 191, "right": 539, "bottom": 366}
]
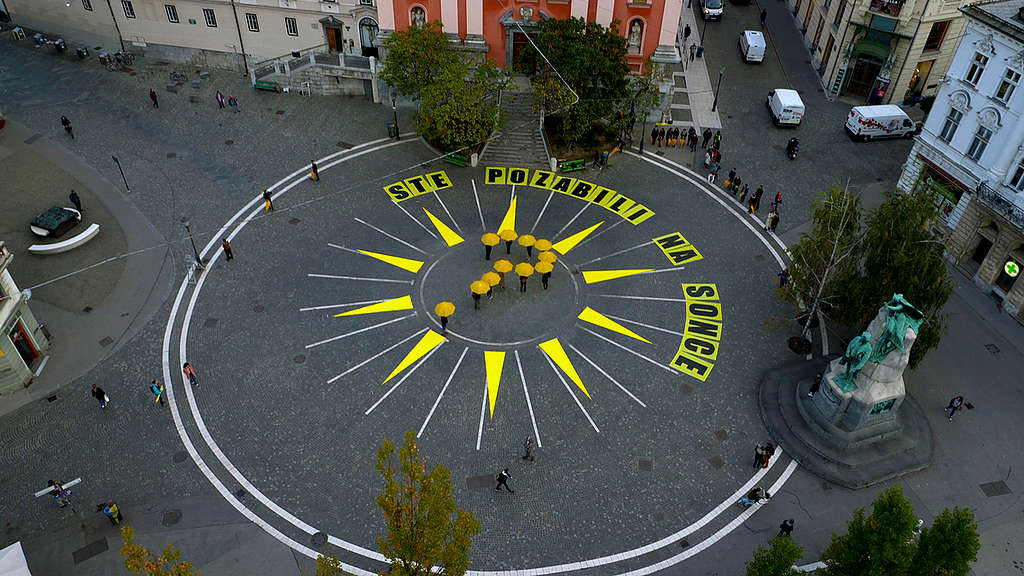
[{"left": 166, "top": 142, "right": 797, "bottom": 576}]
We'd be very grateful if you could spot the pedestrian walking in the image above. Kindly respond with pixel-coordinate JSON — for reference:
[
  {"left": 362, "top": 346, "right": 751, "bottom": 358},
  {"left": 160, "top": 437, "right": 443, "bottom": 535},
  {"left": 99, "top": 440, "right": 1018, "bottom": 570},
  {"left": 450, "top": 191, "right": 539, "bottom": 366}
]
[
  {"left": 765, "top": 209, "right": 778, "bottom": 231},
  {"left": 593, "top": 149, "right": 603, "bottom": 169},
  {"left": 60, "top": 115, "right": 74, "bottom": 139},
  {"left": 732, "top": 175, "right": 742, "bottom": 194},
  {"left": 704, "top": 149, "right": 712, "bottom": 168},
  {"left": 69, "top": 190, "right": 82, "bottom": 212},
  {"left": 151, "top": 379, "right": 164, "bottom": 406},
  {"left": 689, "top": 43, "right": 697, "bottom": 61},
  {"left": 770, "top": 209, "right": 780, "bottom": 232},
  {"left": 684, "top": 24, "right": 691, "bottom": 43},
  {"left": 183, "top": 362, "right": 199, "bottom": 387},
  {"left": 519, "top": 275, "right": 528, "bottom": 293},
  {"left": 760, "top": 9, "right": 767, "bottom": 27},
  {"left": 739, "top": 183, "right": 750, "bottom": 203},
  {"left": 807, "top": 372, "right": 823, "bottom": 398},
  {"left": 754, "top": 443, "right": 767, "bottom": 468},
  {"left": 91, "top": 384, "right": 109, "bottom": 408},
  {"left": 945, "top": 395, "right": 965, "bottom": 421},
  {"left": 99, "top": 502, "right": 123, "bottom": 525},
  {"left": 778, "top": 519, "right": 795, "bottom": 537},
  {"left": 688, "top": 127, "right": 698, "bottom": 151},
  {"left": 228, "top": 95, "right": 238, "bottom": 113},
  {"left": 750, "top": 185, "right": 764, "bottom": 214},
  {"left": 651, "top": 125, "right": 658, "bottom": 145},
  {"left": 216, "top": 90, "right": 225, "bottom": 109},
  {"left": 763, "top": 442, "right": 775, "bottom": 468},
  {"left": 707, "top": 163, "right": 719, "bottom": 184},
  {"left": 150, "top": 88, "right": 159, "bottom": 108},
  {"left": 48, "top": 480, "right": 70, "bottom": 508},
  {"left": 310, "top": 160, "right": 320, "bottom": 181},
  {"left": 773, "top": 191, "right": 783, "bottom": 209},
  {"left": 222, "top": 238, "right": 234, "bottom": 261},
  {"left": 737, "top": 486, "right": 770, "bottom": 507},
  {"left": 522, "top": 437, "right": 535, "bottom": 461},
  {"left": 657, "top": 127, "right": 665, "bottom": 147},
  {"left": 701, "top": 128, "right": 712, "bottom": 149},
  {"left": 714, "top": 130, "right": 722, "bottom": 149},
  {"left": 440, "top": 315, "right": 449, "bottom": 332},
  {"left": 472, "top": 291, "right": 481, "bottom": 309},
  {"left": 542, "top": 271, "right": 551, "bottom": 289},
  {"left": 263, "top": 189, "right": 275, "bottom": 212},
  {"left": 777, "top": 267, "right": 790, "bottom": 287},
  {"left": 495, "top": 467, "right": 514, "bottom": 493},
  {"left": 727, "top": 168, "right": 736, "bottom": 187}
]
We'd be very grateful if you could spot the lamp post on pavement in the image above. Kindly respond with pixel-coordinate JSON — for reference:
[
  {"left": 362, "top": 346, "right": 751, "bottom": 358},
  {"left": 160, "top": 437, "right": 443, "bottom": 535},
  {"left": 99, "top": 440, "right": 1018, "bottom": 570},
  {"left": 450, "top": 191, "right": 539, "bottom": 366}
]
[
  {"left": 181, "top": 217, "right": 204, "bottom": 270},
  {"left": 712, "top": 66, "right": 725, "bottom": 112},
  {"left": 391, "top": 92, "right": 400, "bottom": 140},
  {"left": 639, "top": 112, "right": 648, "bottom": 154},
  {"left": 111, "top": 155, "right": 130, "bottom": 192}
]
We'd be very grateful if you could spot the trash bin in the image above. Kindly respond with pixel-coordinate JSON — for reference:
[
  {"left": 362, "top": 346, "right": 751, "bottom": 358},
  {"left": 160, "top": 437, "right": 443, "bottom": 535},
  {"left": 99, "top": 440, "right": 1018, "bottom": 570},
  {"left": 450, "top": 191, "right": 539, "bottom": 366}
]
[
  {"left": 696, "top": 45, "right": 704, "bottom": 58},
  {"left": 387, "top": 123, "right": 396, "bottom": 138}
]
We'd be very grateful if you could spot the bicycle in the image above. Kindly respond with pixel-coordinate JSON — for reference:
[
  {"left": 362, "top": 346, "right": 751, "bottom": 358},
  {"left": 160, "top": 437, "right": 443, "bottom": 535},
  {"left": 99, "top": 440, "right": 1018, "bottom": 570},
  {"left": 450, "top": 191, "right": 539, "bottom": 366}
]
[
  {"left": 169, "top": 70, "right": 188, "bottom": 83},
  {"left": 114, "top": 51, "right": 134, "bottom": 66}
]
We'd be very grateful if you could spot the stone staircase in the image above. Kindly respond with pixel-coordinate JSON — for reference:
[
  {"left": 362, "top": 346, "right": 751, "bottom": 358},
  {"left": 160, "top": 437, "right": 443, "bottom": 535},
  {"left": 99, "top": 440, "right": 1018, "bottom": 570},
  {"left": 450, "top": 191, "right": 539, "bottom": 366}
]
[{"left": 480, "top": 90, "right": 550, "bottom": 167}]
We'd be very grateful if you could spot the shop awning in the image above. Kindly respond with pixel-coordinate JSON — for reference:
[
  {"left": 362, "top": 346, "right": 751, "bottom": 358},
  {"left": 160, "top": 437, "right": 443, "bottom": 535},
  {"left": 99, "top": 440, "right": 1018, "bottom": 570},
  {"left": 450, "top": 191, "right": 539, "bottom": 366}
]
[{"left": 849, "top": 20, "right": 915, "bottom": 40}]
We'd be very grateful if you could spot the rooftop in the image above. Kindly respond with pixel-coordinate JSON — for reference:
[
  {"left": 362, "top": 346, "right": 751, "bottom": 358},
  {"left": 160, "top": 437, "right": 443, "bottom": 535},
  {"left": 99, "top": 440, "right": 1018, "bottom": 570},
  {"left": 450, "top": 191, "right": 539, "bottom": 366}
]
[{"left": 964, "top": 0, "right": 1024, "bottom": 39}]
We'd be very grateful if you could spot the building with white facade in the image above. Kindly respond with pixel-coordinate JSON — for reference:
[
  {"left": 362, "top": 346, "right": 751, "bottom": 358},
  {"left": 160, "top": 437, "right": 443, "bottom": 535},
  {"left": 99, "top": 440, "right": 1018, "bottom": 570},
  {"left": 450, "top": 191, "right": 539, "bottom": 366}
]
[
  {"left": 0, "top": 243, "right": 51, "bottom": 395},
  {"left": 4, "top": 0, "right": 380, "bottom": 72},
  {"left": 898, "top": 0, "right": 1024, "bottom": 317},
  {"left": 793, "top": 0, "right": 972, "bottom": 104}
]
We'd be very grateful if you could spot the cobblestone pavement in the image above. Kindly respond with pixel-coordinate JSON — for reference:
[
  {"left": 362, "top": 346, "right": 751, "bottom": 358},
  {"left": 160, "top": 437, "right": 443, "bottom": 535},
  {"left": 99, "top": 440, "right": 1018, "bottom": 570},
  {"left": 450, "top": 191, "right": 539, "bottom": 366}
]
[{"left": 0, "top": 15, "right": 1021, "bottom": 576}]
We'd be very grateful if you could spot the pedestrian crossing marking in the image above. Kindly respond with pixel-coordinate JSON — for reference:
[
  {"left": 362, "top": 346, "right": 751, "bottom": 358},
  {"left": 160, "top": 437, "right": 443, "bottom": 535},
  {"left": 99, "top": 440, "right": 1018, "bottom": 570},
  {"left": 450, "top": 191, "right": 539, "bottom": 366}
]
[
  {"left": 581, "top": 269, "right": 654, "bottom": 284},
  {"left": 551, "top": 221, "right": 604, "bottom": 255},
  {"left": 383, "top": 330, "right": 447, "bottom": 384},
  {"left": 539, "top": 338, "right": 590, "bottom": 398},
  {"left": 485, "top": 350, "right": 506, "bottom": 418},
  {"left": 333, "top": 295, "right": 413, "bottom": 317},
  {"left": 422, "top": 208, "right": 464, "bottom": 246},
  {"left": 356, "top": 250, "right": 425, "bottom": 274},
  {"left": 498, "top": 195, "right": 517, "bottom": 233},
  {"left": 577, "top": 307, "right": 651, "bottom": 344}
]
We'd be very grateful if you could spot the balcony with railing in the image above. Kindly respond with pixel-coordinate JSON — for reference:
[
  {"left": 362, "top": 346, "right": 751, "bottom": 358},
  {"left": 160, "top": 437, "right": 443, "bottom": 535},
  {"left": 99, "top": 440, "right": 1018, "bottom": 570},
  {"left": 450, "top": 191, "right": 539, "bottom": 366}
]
[{"left": 976, "top": 181, "right": 1024, "bottom": 230}]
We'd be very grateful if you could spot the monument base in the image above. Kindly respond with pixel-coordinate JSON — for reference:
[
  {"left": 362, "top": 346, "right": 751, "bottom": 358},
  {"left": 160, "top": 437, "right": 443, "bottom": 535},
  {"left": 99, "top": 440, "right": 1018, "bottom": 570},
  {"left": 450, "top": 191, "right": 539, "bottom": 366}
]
[{"left": 759, "top": 358, "right": 933, "bottom": 489}]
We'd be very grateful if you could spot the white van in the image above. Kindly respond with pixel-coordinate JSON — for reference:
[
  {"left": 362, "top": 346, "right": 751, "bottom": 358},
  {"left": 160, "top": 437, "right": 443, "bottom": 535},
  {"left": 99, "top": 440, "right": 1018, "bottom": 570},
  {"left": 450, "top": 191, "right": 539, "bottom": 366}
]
[
  {"left": 766, "top": 89, "right": 804, "bottom": 126},
  {"left": 845, "top": 105, "right": 919, "bottom": 141},
  {"left": 739, "top": 30, "right": 766, "bottom": 62},
  {"left": 701, "top": 0, "right": 723, "bottom": 20}
]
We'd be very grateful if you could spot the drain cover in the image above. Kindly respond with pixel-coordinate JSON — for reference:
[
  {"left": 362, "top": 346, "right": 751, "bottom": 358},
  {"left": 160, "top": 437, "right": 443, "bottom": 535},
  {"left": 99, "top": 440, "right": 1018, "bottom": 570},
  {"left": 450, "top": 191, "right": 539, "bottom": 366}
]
[
  {"left": 294, "top": 355, "right": 306, "bottom": 364},
  {"left": 985, "top": 343, "right": 1000, "bottom": 354},
  {"left": 204, "top": 318, "right": 219, "bottom": 328},
  {"left": 253, "top": 305, "right": 264, "bottom": 313},
  {"left": 707, "top": 456, "right": 724, "bottom": 469},
  {"left": 638, "top": 458, "right": 653, "bottom": 472},
  {"left": 289, "top": 217, "right": 302, "bottom": 225},
  {"left": 161, "top": 509, "right": 182, "bottom": 526},
  {"left": 173, "top": 451, "right": 188, "bottom": 463},
  {"left": 714, "top": 429, "right": 729, "bottom": 441}
]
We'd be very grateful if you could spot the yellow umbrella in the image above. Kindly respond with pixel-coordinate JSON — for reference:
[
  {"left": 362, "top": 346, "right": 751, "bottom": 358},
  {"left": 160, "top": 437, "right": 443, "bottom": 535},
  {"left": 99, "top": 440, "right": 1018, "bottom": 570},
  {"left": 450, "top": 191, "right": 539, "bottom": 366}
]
[
  {"left": 518, "top": 234, "right": 536, "bottom": 247},
  {"left": 434, "top": 301, "right": 455, "bottom": 317},
  {"left": 493, "top": 259, "right": 514, "bottom": 273},
  {"left": 515, "top": 262, "right": 535, "bottom": 277},
  {"left": 482, "top": 272, "right": 501, "bottom": 286},
  {"left": 535, "top": 238, "right": 553, "bottom": 251},
  {"left": 538, "top": 251, "right": 557, "bottom": 263},
  {"left": 481, "top": 233, "right": 500, "bottom": 246},
  {"left": 499, "top": 229, "right": 518, "bottom": 242},
  {"left": 471, "top": 280, "right": 490, "bottom": 294},
  {"left": 535, "top": 261, "right": 554, "bottom": 274}
]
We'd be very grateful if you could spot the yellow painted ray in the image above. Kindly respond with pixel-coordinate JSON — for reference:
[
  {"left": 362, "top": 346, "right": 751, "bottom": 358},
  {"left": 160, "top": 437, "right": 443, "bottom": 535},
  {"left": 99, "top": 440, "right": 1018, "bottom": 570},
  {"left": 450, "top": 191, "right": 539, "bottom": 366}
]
[
  {"left": 422, "top": 208, "right": 464, "bottom": 246},
  {"left": 498, "top": 195, "right": 517, "bottom": 233},
  {"left": 551, "top": 221, "right": 604, "bottom": 255},
  {"left": 582, "top": 269, "right": 654, "bottom": 284},
  {"left": 485, "top": 351, "right": 506, "bottom": 418},
  {"left": 334, "top": 295, "right": 414, "bottom": 317},
  {"left": 539, "top": 338, "right": 590, "bottom": 398},
  {"left": 356, "top": 250, "right": 424, "bottom": 274},
  {"left": 383, "top": 330, "right": 447, "bottom": 384},
  {"left": 577, "top": 306, "right": 651, "bottom": 344}
]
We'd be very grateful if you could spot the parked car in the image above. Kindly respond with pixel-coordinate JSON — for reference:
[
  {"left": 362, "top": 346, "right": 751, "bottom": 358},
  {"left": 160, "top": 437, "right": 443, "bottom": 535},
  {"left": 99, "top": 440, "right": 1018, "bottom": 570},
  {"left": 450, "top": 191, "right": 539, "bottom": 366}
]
[
  {"left": 844, "top": 104, "right": 920, "bottom": 141},
  {"left": 702, "top": 0, "right": 724, "bottom": 20},
  {"left": 739, "top": 30, "right": 766, "bottom": 62},
  {"left": 766, "top": 89, "right": 804, "bottom": 126}
]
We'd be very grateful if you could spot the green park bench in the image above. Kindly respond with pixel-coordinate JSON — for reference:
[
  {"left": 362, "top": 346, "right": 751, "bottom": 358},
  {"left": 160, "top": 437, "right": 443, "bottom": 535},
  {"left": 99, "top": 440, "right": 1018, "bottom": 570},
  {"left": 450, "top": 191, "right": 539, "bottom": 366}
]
[
  {"left": 254, "top": 80, "right": 279, "bottom": 92},
  {"left": 559, "top": 158, "right": 586, "bottom": 173},
  {"left": 444, "top": 153, "right": 470, "bottom": 167}
]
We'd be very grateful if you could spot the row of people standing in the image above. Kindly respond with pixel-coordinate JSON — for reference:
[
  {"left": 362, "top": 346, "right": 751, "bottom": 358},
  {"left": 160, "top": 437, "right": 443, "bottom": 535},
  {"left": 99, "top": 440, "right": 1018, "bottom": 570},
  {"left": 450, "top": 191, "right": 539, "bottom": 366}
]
[{"left": 651, "top": 126, "right": 721, "bottom": 152}]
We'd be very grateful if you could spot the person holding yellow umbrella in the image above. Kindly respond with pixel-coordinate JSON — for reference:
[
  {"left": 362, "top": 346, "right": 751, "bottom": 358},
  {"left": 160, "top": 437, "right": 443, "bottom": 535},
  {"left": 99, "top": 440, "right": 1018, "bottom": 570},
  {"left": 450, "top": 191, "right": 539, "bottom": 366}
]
[
  {"left": 515, "top": 262, "right": 534, "bottom": 293},
  {"left": 434, "top": 301, "right": 455, "bottom": 332},
  {"left": 471, "top": 280, "right": 489, "bottom": 309},
  {"left": 481, "top": 233, "right": 500, "bottom": 260},
  {"left": 535, "top": 260, "right": 554, "bottom": 290},
  {"left": 538, "top": 250, "right": 557, "bottom": 264},
  {"left": 535, "top": 238, "right": 553, "bottom": 253},
  {"left": 493, "top": 259, "right": 513, "bottom": 290},
  {"left": 482, "top": 271, "right": 501, "bottom": 300},
  {"left": 518, "top": 234, "right": 537, "bottom": 257},
  {"left": 500, "top": 229, "right": 518, "bottom": 255}
]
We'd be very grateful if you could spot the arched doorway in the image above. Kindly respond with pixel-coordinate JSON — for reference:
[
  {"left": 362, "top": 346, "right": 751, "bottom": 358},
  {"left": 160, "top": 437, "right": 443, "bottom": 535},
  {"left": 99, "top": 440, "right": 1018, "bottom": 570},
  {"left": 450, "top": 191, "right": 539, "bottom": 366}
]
[
  {"left": 359, "top": 18, "right": 379, "bottom": 58},
  {"left": 320, "top": 15, "right": 345, "bottom": 53}
]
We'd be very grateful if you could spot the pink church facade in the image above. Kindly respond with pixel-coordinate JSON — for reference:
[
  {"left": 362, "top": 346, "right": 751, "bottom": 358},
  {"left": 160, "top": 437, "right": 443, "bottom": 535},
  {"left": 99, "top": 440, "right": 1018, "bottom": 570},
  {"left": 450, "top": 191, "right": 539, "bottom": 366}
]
[{"left": 378, "top": 0, "right": 684, "bottom": 73}]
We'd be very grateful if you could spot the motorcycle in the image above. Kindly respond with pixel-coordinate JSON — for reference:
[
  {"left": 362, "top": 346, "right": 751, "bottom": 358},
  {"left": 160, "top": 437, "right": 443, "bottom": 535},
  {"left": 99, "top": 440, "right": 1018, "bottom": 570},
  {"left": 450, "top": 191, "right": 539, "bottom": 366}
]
[{"left": 786, "top": 138, "right": 799, "bottom": 160}]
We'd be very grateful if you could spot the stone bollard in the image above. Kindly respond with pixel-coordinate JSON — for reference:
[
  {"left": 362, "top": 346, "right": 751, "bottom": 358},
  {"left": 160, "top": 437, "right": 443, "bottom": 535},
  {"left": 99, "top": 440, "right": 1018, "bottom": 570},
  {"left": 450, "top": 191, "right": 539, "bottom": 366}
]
[
  {"left": 199, "top": 71, "right": 210, "bottom": 80},
  {"left": 191, "top": 80, "right": 201, "bottom": 90},
  {"left": 166, "top": 84, "right": 177, "bottom": 93}
]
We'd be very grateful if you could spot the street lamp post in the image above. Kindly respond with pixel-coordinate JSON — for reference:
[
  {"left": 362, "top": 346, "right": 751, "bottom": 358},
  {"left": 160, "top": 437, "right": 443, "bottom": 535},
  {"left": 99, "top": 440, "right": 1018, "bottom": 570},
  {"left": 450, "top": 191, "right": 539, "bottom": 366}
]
[
  {"left": 181, "top": 217, "right": 205, "bottom": 270},
  {"left": 701, "top": 16, "right": 710, "bottom": 54},
  {"left": 712, "top": 66, "right": 725, "bottom": 112},
  {"left": 391, "top": 92, "right": 400, "bottom": 140},
  {"left": 111, "top": 155, "right": 130, "bottom": 192},
  {"left": 639, "top": 112, "right": 647, "bottom": 154}
]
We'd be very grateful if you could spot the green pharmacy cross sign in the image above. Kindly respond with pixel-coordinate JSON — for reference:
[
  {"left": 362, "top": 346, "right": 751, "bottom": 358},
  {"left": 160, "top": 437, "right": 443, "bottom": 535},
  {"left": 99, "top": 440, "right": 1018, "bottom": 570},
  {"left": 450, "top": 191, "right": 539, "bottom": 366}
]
[{"left": 1005, "top": 260, "right": 1020, "bottom": 278}]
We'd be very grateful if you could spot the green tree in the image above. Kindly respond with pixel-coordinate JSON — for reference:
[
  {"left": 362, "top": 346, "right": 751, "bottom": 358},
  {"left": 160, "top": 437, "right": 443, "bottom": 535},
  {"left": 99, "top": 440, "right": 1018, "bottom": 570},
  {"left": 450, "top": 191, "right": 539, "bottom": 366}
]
[
  {"left": 525, "top": 17, "right": 632, "bottom": 147},
  {"left": 379, "top": 22, "right": 458, "bottom": 101},
  {"left": 821, "top": 486, "right": 918, "bottom": 576},
  {"left": 840, "top": 192, "right": 953, "bottom": 368},
  {"left": 418, "top": 60, "right": 506, "bottom": 151},
  {"left": 746, "top": 536, "right": 803, "bottom": 576},
  {"left": 376, "top": 431, "right": 480, "bottom": 576},
  {"left": 782, "top": 185, "right": 862, "bottom": 340},
  {"left": 121, "top": 525, "right": 198, "bottom": 576},
  {"left": 908, "top": 508, "right": 980, "bottom": 576}
]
